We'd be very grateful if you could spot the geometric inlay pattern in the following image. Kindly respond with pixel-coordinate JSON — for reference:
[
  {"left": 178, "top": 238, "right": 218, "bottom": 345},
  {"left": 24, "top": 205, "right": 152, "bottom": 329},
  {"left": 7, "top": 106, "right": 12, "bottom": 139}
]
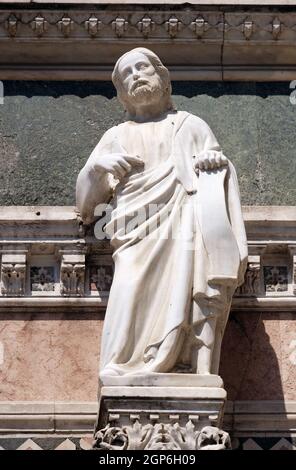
[{"left": 0, "top": 436, "right": 294, "bottom": 450}]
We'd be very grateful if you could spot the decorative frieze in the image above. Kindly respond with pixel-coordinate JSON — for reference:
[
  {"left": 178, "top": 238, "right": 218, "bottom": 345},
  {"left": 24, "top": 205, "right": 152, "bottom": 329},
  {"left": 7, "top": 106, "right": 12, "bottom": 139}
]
[
  {"left": 30, "top": 266, "right": 55, "bottom": 292},
  {"left": 0, "top": 434, "right": 294, "bottom": 451},
  {"left": 1, "top": 8, "right": 296, "bottom": 79},
  {"left": 0, "top": 207, "right": 294, "bottom": 306},
  {"left": 0, "top": 9, "right": 295, "bottom": 42},
  {"left": 263, "top": 265, "right": 288, "bottom": 293},
  {"left": 94, "top": 421, "right": 231, "bottom": 451}
]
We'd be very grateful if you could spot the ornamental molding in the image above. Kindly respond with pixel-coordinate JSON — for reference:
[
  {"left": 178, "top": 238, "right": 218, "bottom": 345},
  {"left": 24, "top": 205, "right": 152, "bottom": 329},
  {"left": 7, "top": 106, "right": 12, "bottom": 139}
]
[
  {"left": 0, "top": 8, "right": 296, "bottom": 79},
  {"left": 30, "top": 15, "right": 48, "bottom": 37},
  {"left": 0, "top": 400, "right": 296, "bottom": 435},
  {"left": 1, "top": 251, "right": 27, "bottom": 297},
  {"left": 60, "top": 253, "right": 86, "bottom": 297},
  {"left": 94, "top": 422, "right": 231, "bottom": 450},
  {"left": 85, "top": 16, "right": 102, "bottom": 37},
  {"left": 0, "top": 9, "right": 296, "bottom": 42},
  {"left": 0, "top": 206, "right": 294, "bottom": 310},
  {"left": 94, "top": 381, "right": 229, "bottom": 451}
]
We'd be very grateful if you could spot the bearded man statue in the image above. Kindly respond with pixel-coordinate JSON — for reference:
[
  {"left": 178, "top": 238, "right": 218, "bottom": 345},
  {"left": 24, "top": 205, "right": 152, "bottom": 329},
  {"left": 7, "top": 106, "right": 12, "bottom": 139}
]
[{"left": 76, "top": 47, "right": 247, "bottom": 379}]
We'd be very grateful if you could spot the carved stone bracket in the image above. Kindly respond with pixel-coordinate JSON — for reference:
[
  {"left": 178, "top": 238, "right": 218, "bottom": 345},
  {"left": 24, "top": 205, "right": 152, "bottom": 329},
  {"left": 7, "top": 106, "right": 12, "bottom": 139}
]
[
  {"left": 165, "top": 17, "right": 182, "bottom": 39},
  {"left": 1, "top": 251, "right": 27, "bottom": 296},
  {"left": 5, "top": 14, "right": 18, "bottom": 37},
  {"left": 112, "top": 17, "right": 128, "bottom": 38},
  {"left": 58, "top": 16, "right": 74, "bottom": 38},
  {"left": 85, "top": 16, "right": 102, "bottom": 38},
  {"left": 94, "top": 421, "right": 231, "bottom": 451},
  {"left": 94, "top": 377, "right": 229, "bottom": 451},
  {"left": 137, "top": 17, "right": 155, "bottom": 39},
  {"left": 30, "top": 16, "right": 48, "bottom": 37},
  {"left": 270, "top": 17, "right": 282, "bottom": 40},
  {"left": 60, "top": 250, "right": 86, "bottom": 296},
  {"left": 190, "top": 17, "right": 210, "bottom": 39},
  {"left": 235, "top": 255, "right": 261, "bottom": 297},
  {"left": 242, "top": 19, "right": 254, "bottom": 40}
]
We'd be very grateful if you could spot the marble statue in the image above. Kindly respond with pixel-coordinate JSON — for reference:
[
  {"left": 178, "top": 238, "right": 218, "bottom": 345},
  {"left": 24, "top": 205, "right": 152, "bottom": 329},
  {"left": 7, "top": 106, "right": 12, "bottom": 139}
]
[{"left": 76, "top": 48, "right": 248, "bottom": 379}]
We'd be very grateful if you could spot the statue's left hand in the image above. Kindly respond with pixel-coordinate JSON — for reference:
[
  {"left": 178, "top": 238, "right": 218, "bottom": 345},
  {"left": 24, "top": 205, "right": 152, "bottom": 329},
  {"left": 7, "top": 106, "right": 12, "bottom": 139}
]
[{"left": 194, "top": 150, "right": 228, "bottom": 172}]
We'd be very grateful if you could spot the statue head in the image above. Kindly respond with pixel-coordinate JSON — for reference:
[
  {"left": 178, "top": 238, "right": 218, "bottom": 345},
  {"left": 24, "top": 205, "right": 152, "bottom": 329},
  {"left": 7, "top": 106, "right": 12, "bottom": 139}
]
[{"left": 112, "top": 48, "right": 175, "bottom": 119}]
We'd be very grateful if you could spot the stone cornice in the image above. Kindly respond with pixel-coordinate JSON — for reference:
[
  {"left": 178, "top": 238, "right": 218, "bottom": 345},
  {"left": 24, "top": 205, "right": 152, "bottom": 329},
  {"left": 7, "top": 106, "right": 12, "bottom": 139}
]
[
  {"left": 0, "top": 400, "right": 295, "bottom": 435},
  {"left": 1, "top": 5, "right": 296, "bottom": 79}
]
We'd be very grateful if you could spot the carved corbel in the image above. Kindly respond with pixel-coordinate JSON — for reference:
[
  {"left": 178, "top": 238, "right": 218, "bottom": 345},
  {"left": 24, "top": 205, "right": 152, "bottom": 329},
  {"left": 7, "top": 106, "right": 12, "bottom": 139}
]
[
  {"left": 242, "top": 19, "right": 254, "bottom": 40},
  {"left": 190, "top": 17, "right": 209, "bottom": 39},
  {"left": 137, "top": 17, "right": 155, "bottom": 39},
  {"left": 61, "top": 263, "right": 85, "bottom": 296},
  {"left": 58, "top": 16, "right": 74, "bottom": 38},
  {"left": 30, "top": 16, "right": 48, "bottom": 37},
  {"left": 165, "top": 17, "right": 182, "bottom": 39},
  {"left": 5, "top": 14, "right": 18, "bottom": 37},
  {"left": 94, "top": 420, "right": 231, "bottom": 450},
  {"left": 60, "top": 250, "right": 86, "bottom": 296},
  {"left": 235, "top": 255, "right": 261, "bottom": 296},
  {"left": 1, "top": 252, "right": 27, "bottom": 296},
  {"left": 112, "top": 18, "right": 128, "bottom": 38},
  {"left": 85, "top": 16, "right": 102, "bottom": 37},
  {"left": 270, "top": 17, "right": 281, "bottom": 40}
]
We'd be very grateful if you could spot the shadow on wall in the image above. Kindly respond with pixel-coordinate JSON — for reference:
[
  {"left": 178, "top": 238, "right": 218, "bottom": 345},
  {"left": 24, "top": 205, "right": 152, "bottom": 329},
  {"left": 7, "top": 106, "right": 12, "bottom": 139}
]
[
  {"left": 2, "top": 81, "right": 291, "bottom": 99},
  {"left": 220, "top": 311, "right": 288, "bottom": 402}
]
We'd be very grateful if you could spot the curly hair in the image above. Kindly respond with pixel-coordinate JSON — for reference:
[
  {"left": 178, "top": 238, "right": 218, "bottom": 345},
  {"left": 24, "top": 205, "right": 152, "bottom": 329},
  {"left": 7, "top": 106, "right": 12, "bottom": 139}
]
[{"left": 112, "top": 48, "right": 175, "bottom": 117}]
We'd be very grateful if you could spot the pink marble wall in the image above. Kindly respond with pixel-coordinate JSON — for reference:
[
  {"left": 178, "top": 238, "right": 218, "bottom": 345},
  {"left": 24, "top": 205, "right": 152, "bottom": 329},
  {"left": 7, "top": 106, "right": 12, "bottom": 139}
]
[
  {"left": 0, "top": 310, "right": 295, "bottom": 402},
  {"left": 0, "top": 313, "right": 103, "bottom": 401},
  {"left": 220, "top": 311, "right": 296, "bottom": 401}
]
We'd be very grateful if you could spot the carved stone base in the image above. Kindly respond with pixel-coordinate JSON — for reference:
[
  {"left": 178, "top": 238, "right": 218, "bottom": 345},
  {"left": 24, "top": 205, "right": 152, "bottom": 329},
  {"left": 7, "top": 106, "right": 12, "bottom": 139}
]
[{"left": 94, "top": 374, "right": 231, "bottom": 450}]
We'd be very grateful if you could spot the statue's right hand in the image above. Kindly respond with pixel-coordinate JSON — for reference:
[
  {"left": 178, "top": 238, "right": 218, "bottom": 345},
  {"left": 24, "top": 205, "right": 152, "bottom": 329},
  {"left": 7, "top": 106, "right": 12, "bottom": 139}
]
[{"left": 89, "top": 153, "right": 144, "bottom": 180}]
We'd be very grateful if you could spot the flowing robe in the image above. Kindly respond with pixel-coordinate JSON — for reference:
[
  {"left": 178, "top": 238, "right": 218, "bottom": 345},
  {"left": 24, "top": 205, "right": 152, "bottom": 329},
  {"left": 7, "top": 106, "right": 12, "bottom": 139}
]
[{"left": 97, "top": 111, "right": 247, "bottom": 376}]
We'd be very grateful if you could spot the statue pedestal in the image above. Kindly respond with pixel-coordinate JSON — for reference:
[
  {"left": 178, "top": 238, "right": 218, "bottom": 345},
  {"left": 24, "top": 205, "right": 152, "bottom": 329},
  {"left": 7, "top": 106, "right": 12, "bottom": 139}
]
[{"left": 94, "top": 374, "right": 231, "bottom": 450}]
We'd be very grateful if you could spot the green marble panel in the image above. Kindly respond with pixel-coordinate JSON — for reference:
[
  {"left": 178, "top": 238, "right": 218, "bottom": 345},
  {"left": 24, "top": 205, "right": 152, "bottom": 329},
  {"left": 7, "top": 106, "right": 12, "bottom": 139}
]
[{"left": 0, "top": 81, "right": 294, "bottom": 206}]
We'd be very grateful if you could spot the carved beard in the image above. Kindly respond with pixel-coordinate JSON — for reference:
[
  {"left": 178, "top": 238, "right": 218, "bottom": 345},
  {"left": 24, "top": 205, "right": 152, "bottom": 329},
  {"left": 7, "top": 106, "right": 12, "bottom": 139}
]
[{"left": 128, "top": 78, "right": 164, "bottom": 106}]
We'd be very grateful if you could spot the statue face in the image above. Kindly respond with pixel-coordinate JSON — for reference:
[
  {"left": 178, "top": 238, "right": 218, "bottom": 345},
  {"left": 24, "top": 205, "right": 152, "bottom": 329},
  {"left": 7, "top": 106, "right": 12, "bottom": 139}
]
[{"left": 117, "top": 51, "right": 163, "bottom": 107}]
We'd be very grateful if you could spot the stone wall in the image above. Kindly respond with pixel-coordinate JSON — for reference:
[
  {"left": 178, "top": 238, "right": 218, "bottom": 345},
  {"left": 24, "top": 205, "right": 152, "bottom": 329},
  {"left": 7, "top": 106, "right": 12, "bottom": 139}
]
[
  {"left": 0, "top": 81, "right": 295, "bottom": 206},
  {"left": 0, "top": 310, "right": 294, "bottom": 403}
]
